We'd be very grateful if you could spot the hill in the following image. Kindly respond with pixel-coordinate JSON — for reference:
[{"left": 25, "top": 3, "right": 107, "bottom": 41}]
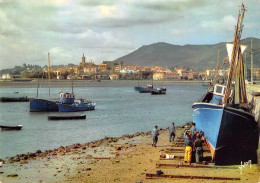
[{"left": 115, "top": 37, "right": 260, "bottom": 70}]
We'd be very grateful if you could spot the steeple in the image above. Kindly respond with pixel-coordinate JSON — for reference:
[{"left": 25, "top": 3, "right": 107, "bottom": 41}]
[{"left": 82, "top": 53, "right": 86, "bottom": 63}]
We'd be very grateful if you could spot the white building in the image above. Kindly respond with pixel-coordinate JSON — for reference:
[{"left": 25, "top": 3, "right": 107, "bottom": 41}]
[{"left": 1, "top": 73, "right": 12, "bottom": 79}]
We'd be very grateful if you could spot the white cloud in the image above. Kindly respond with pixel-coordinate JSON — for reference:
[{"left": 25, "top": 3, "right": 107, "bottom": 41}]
[
  {"left": 199, "top": 15, "right": 236, "bottom": 33},
  {"left": 222, "top": 15, "right": 236, "bottom": 30},
  {"left": 98, "top": 5, "right": 117, "bottom": 18}
]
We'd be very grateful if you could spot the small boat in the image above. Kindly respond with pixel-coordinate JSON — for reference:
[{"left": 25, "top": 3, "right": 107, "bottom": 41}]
[
  {"left": 48, "top": 115, "right": 86, "bottom": 120},
  {"left": 0, "top": 125, "right": 23, "bottom": 131},
  {"left": 0, "top": 97, "right": 29, "bottom": 102},
  {"left": 151, "top": 87, "right": 166, "bottom": 95},
  {"left": 135, "top": 84, "right": 154, "bottom": 93},
  {"left": 58, "top": 99, "right": 95, "bottom": 112}
]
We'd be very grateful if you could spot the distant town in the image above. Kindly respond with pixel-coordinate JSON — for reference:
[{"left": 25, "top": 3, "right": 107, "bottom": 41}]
[{"left": 1, "top": 53, "right": 260, "bottom": 81}]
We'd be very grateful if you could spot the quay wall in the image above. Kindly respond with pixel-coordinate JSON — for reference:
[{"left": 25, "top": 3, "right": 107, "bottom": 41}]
[{"left": 246, "top": 85, "right": 260, "bottom": 129}]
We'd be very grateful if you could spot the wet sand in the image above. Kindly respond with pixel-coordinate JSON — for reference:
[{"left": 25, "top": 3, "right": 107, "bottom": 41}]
[{"left": 0, "top": 123, "right": 259, "bottom": 183}]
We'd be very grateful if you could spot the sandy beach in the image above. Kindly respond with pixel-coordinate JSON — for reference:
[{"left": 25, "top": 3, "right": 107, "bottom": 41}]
[{"left": 0, "top": 122, "right": 259, "bottom": 183}]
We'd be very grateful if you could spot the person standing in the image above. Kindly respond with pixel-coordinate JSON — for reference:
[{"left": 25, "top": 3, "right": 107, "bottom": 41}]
[
  {"left": 193, "top": 132, "right": 204, "bottom": 164},
  {"left": 190, "top": 123, "right": 196, "bottom": 143},
  {"left": 184, "top": 133, "right": 193, "bottom": 165},
  {"left": 169, "top": 122, "right": 176, "bottom": 142},
  {"left": 152, "top": 125, "right": 159, "bottom": 147}
]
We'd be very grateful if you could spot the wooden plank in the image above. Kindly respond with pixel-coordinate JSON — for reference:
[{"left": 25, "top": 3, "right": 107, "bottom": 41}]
[
  {"left": 172, "top": 140, "right": 184, "bottom": 142},
  {"left": 156, "top": 163, "right": 238, "bottom": 169},
  {"left": 163, "top": 149, "right": 211, "bottom": 153},
  {"left": 161, "top": 148, "right": 184, "bottom": 151},
  {"left": 94, "top": 157, "right": 111, "bottom": 160},
  {"left": 146, "top": 174, "right": 240, "bottom": 180},
  {"left": 160, "top": 156, "right": 212, "bottom": 160}
]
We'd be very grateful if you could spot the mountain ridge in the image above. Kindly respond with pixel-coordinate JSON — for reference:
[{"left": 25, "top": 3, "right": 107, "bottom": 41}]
[{"left": 115, "top": 37, "right": 260, "bottom": 70}]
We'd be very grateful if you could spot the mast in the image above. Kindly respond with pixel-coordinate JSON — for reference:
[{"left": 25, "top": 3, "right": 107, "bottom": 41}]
[
  {"left": 216, "top": 48, "right": 220, "bottom": 76},
  {"left": 223, "top": 3, "right": 246, "bottom": 105},
  {"left": 206, "top": 48, "right": 222, "bottom": 92},
  {"left": 72, "top": 79, "right": 74, "bottom": 94},
  {"left": 48, "top": 52, "right": 51, "bottom": 100},
  {"left": 36, "top": 73, "right": 40, "bottom": 98},
  {"left": 250, "top": 37, "right": 253, "bottom": 84}
]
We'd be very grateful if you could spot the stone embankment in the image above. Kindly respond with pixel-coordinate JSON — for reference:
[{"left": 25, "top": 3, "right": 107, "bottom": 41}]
[{"left": 247, "top": 84, "right": 260, "bottom": 127}]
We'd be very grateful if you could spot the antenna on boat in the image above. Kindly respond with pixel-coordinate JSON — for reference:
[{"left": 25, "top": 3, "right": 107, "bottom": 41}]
[
  {"left": 72, "top": 79, "right": 74, "bottom": 94},
  {"left": 206, "top": 48, "right": 225, "bottom": 92},
  {"left": 48, "top": 52, "right": 51, "bottom": 101},
  {"left": 216, "top": 48, "right": 220, "bottom": 76},
  {"left": 37, "top": 72, "right": 40, "bottom": 98},
  {"left": 223, "top": 3, "right": 246, "bottom": 105}
]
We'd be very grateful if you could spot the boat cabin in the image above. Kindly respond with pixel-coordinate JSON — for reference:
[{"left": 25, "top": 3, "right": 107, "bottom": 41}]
[
  {"left": 147, "top": 84, "right": 153, "bottom": 89},
  {"left": 211, "top": 84, "right": 226, "bottom": 105},
  {"left": 59, "top": 92, "right": 75, "bottom": 104}
]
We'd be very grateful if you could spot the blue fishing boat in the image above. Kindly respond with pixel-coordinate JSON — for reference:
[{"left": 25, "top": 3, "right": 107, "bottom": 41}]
[
  {"left": 29, "top": 53, "right": 76, "bottom": 112},
  {"left": 58, "top": 99, "right": 95, "bottom": 112},
  {"left": 192, "top": 4, "right": 259, "bottom": 165},
  {"left": 30, "top": 92, "right": 75, "bottom": 112}
]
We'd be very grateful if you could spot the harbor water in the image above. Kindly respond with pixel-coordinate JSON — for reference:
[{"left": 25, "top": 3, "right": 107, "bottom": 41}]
[{"left": 0, "top": 81, "right": 205, "bottom": 159}]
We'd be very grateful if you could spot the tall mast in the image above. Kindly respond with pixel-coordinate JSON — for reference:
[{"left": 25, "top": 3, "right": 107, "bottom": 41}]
[
  {"left": 250, "top": 37, "right": 253, "bottom": 84},
  {"left": 48, "top": 52, "right": 51, "bottom": 100},
  {"left": 216, "top": 48, "right": 220, "bottom": 76},
  {"left": 223, "top": 3, "right": 246, "bottom": 105},
  {"left": 206, "top": 48, "right": 221, "bottom": 92}
]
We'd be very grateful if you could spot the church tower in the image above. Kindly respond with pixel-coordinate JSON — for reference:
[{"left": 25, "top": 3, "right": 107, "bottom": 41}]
[{"left": 82, "top": 53, "right": 86, "bottom": 64}]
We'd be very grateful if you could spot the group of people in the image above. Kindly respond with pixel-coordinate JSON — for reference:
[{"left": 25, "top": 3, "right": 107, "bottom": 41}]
[
  {"left": 184, "top": 123, "right": 204, "bottom": 164},
  {"left": 151, "top": 122, "right": 204, "bottom": 164},
  {"left": 151, "top": 122, "right": 175, "bottom": 147}
]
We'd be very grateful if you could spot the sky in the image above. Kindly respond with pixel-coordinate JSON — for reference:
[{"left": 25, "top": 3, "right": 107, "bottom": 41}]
[{"left": 0, "top": 0, "right": 260, "bottom": 69}]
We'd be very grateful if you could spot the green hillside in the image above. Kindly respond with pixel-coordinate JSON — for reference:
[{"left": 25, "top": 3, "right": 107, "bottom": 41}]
[{"left": 115, "top": 37, "right": 260, "bottom": 71}]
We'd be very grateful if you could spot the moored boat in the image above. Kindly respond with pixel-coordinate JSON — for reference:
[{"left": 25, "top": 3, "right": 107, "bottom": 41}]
[
  {"left": 151, "top": 87, "right": 166, "bottom": 95},
  {"left": 29, "top": 53, "right": 75, "bottom": 112},
  {"left": 135, "top": 84, "right": 153, "bottom": 93},
  {"left": 0, "top": 125, "right": 23, "bottom": 131},
  {"left": 29, "top": 92, "right": 75, "bottom": 112},
  {"left": 48, "top": 114, "right": 86, "bottom": 120},
  {"left": 0, "top": 97, "right": 29, "bottom": 102},
  {"left": 192, "top": 3, "right": 259, "bottom": 165},
  {"left": 58, "top": 99, "right": 95, "bottom": 112}
]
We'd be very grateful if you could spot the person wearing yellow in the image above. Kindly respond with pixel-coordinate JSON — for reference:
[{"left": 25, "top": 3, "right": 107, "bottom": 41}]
[{"left": 184, "top": 132, "right": 193, "bottom": 164}]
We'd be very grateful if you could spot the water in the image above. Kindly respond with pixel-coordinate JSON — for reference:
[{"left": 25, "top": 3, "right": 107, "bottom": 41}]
[{"left": 0, "top": 81, "right": 205, "bottom": 159}]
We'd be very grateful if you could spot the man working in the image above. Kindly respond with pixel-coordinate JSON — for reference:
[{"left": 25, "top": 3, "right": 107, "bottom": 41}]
[
  {"left": 169, "top": 122, "right": 176, "bottom": 142},
  {"left": 193, "top": 132, "right": 204, "bottom": 164},
  {"left": 152, "top": 125, "right": 159, "bottom": 147}
]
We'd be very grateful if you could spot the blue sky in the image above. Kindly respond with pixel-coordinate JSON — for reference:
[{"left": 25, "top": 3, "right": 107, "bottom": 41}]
[{"left": 0, "top": 0, "right": 259, "bottom": 69}]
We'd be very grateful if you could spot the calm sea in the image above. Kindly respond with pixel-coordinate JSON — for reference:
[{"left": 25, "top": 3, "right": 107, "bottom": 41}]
[{"left": 0, "top": 81, "right": 205, "bottom": 159}]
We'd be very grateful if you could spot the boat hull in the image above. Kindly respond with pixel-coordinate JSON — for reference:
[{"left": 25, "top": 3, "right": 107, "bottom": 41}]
[
  {"left": 0, "top": 125, "right": 23, "bottom": 131},
  {"left": 193, "top": 103, "right": 259, "bottom": 165},
  {"left": 48, "top": 115, "right": 86, "bottom": 120},
  {"left": 29, "top": 98, "right": 59, "bottom": 112},
  {"left": 135, "top": 86, "right": 153, "bottom": 93},
  {"left": 151, "top": 88, "right": 166, "bottom": 95},
  {"left": 58, "top": 103, "right": 95, "bottom": 112},
  {"left": 0, "top": 97, "right": 29, "bottom": 102}
]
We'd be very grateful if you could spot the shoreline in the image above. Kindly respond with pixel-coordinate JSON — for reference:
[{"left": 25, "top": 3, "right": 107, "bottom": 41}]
[
  {"left": 0, "top": 80, "right": 214, "bottom": 89},
  {"left": 0, "top": 122, "right": 259, "bottom": 182}
]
